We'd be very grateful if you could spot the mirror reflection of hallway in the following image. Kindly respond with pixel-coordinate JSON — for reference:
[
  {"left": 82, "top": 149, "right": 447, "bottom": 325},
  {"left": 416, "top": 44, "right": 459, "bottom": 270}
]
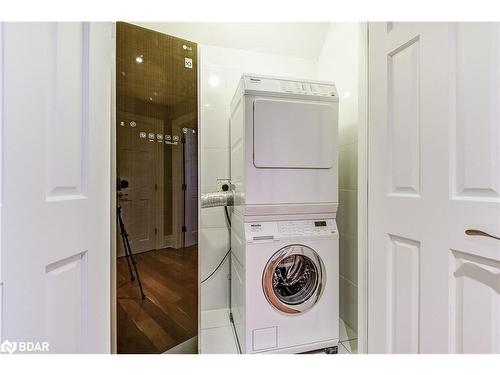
[{"left": 115, "top": 22, "right": 198, "bottom": 354}]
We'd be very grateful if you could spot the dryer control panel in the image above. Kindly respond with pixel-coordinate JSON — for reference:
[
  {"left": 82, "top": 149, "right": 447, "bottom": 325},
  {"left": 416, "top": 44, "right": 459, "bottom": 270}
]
[
  {"left": 243, "top": 75, "right": 338, "bottom": 99},
  {"left": 245, "top": 219, "right": 337, "bottom": 242}
]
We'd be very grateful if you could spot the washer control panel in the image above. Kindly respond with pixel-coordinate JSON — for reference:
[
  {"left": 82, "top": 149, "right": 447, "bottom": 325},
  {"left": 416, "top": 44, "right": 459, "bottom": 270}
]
[
  {"left": 245, "top": 219, "right": 337, "bottom": 241},
  {"left": 277, "top": 219, "right": 337, "bottom": 236}
]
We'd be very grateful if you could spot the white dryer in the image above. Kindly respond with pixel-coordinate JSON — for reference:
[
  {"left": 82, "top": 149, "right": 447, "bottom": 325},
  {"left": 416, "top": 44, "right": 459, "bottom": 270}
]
[
  {"left": 230, "top": 212, "right": 339, "bottom": 354},
  {"left": 229, "top": 74, "right": 339, "bottom": 216}
]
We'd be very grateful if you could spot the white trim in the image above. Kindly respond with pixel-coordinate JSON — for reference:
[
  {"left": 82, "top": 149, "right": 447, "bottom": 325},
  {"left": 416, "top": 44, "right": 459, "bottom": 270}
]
[
  {"left": 197, "top": 43, "right": 202, "bottom": 354},
  {"left": 110, "top": 21, "right": 117, "bottom": 354},
  {"left": 0, "top": 21, "right": 4, "bottom": 343},
  {"left": 357, "top": 21, "right": 369, "bottom": 354}
]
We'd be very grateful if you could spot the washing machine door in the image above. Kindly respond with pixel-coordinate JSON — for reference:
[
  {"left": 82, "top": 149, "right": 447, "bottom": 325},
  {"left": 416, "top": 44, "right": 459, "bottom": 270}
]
[{"left": 262, "top": 244, "right": 326, "bottom": 315}]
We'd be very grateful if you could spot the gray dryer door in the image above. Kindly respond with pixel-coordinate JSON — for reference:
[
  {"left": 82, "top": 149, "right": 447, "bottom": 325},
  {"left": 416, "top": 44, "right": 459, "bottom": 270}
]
[{"left": 253, "top": 98, "right": 336, "bottom": 169}]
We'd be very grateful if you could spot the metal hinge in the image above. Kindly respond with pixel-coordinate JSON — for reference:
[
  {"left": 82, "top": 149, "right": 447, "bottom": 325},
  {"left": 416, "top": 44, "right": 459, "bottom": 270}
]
[
  {"left": 182, "top": 183, "right": 187, "bottom": 191},
  {"left": 155, "top": 227, "right": 158, "bottom": 235},
  {"left": 155, "top": 183, "right": 158, "bottom": 191},
  {"left": 182, "top": 226, "right": 186, "bottom": 233}
]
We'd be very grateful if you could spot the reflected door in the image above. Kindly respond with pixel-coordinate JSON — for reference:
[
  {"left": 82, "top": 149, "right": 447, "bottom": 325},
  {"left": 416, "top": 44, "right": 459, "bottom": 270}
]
[
  {"left": 183, "top": 128, "right": 198, "bottom": 248},
  {"left": 117, "top": 112, "right": 161, "bottom": 254}
]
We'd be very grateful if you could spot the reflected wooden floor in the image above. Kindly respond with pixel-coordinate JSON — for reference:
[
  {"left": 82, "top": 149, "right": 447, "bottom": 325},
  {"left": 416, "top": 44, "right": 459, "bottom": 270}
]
[{"left": 117, "top": 246, "right": 198, "bottom": 354}]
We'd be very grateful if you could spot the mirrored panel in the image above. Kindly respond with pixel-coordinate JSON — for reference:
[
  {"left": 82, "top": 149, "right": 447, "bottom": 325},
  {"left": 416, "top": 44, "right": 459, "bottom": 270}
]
[{"left": 116, "top": 22, "right": 198, "bottom": 354}]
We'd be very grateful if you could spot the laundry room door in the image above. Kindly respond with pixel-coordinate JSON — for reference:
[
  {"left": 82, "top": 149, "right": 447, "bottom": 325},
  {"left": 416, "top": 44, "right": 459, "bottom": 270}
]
[
  {"left": 368, "top": 22, "right": 500, "bottom": 353},
  {"left": 1, "top": 22, "right": 112, "bottom": 353}
]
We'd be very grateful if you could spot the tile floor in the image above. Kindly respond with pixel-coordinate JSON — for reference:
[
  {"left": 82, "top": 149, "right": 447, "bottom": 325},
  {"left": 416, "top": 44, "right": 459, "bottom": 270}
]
[{"left": 200, "top": 308, "right": 358, "bottom": 354}]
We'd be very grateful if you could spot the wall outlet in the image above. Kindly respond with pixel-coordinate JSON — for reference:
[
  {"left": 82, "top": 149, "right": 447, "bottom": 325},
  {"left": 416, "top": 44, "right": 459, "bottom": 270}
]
[{"left": 216, "top": 178, "right": 231, "bottom": 192}]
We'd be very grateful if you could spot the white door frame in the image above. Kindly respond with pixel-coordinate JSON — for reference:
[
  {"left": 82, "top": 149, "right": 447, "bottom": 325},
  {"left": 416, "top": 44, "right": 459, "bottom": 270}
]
[
  {"left": 0, "top": 22, "right": 4, "bottom": 344},
  {"left": 110, "top": 22, "right": 117, "bottom": 354},
  {"left": 357, "top": 21, "right": 369, "bottom": 355},
  {"left": 196, "top": 44, "right": 202, "bottom": 354}
]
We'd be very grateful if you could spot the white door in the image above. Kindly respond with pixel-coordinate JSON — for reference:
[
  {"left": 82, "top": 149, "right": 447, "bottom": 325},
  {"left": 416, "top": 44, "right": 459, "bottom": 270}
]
[
  {"left": 368, "top": 22, "right": 500, "bottom": 353},
  {"left": 183, "top": 128, "right": 198, "bottom": 248},
  {"left": 1, "top": 23, "right": 112, "bottom": 353}
]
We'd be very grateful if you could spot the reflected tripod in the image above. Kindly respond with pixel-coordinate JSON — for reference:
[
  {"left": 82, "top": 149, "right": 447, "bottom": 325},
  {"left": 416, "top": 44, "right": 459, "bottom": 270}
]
[{"left": 117, "top": 203, "right": 146, "bottom": 300}]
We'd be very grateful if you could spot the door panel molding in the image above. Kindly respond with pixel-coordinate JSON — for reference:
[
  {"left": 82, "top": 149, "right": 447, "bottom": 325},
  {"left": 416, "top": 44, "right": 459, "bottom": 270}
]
[
  {"left": 449, "top": 249, "right": 500, "bottom": 353},
  {"left": 46, "top": 23, "right": 90, "bottom": 202},
  {"left": 387, "top": 36, "right": 421, "bottom": 197},
  {"left": 451, "top": 23, "right": 500, "bottom": 201},
  {"left": 386, "top": 235, "right": 420, "bottom": 353},
  {"left": 45, "top": 251, "right": 89, "bottom": 353}
]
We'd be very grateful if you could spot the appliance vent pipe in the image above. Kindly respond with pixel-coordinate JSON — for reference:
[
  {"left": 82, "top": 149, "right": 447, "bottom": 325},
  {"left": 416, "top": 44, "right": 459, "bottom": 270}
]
[{"left": 200, "top": 191, "right": 234, "bottom": 208}]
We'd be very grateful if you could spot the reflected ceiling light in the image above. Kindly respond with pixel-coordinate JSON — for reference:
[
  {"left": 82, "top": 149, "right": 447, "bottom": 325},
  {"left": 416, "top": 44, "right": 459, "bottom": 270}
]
[
  {"left": 209, "top": 75, "right": 219, "bottom": 88},
  {"left": 149, "top": 97, "right": 153, "bottom": 101},
  {"left": 135, "top": 55, "right": 144, "bottom": 64}
]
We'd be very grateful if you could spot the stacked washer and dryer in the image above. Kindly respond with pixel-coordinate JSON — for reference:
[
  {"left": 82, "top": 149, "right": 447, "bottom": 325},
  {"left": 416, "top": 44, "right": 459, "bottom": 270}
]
[{"left": 228, "top": 74, "right": 340, "bottom": 354}]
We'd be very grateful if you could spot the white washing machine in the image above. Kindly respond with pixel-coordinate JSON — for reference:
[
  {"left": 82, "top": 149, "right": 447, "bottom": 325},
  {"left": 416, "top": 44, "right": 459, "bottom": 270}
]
[
  {"left": 229, "top": 74, "right": 339, "bottom": 216},
  {"left": 227, "top": 74, "right": 339, "bottom": 354},
  {"left": 230, "top": 212, "right": 339, "bottom": 353}
]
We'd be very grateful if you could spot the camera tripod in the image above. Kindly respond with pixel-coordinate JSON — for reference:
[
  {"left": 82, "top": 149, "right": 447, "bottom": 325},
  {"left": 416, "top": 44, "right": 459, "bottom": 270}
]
[{"left": 117, "top": 203, "right": 146, "bottom": 300}]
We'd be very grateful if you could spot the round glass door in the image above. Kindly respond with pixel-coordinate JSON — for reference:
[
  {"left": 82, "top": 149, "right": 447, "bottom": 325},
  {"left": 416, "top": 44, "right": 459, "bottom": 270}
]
[{"left": 262, "top": 245, "right": 326, "bottom": 315}]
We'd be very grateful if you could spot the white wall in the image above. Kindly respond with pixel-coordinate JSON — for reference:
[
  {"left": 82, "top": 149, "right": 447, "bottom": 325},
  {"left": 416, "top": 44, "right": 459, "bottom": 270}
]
[
  {"left": 199, "top": 45, "right": 317, "bottom": 311},
  {"left": 133, "top": 22, "right": 329, "bottom": 60},
  {"left": 136, "top": 22, "right": 363, "bottom": 329},
  {"left": 316, "top": 23, "right": 360, "bottom": 333}
]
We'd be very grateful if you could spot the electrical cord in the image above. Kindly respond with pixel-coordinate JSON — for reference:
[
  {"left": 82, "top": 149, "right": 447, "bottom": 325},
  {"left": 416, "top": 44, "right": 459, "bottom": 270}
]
[
  {"left": 201, "top": 206, "right": 231, "bottom": 284},
  {"left": 224, "top": 204, "right": 231, "bottom": 226}
]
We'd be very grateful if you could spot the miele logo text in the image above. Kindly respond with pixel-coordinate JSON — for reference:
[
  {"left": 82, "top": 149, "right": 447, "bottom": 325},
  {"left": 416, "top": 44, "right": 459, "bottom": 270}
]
[{"left": 1, "top": 339, "right": 50, "bottom": 354}]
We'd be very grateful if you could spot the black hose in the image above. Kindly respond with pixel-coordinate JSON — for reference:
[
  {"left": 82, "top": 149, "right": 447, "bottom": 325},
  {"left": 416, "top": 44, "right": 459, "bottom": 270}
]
[
  {"left": 201, "top": 206, "right": 231, "bottom": 284},
  {"left": 201, "top": 248, "right": 231, "bottom": 284},
  {"left": 224, "top": 205, "right": 231, "bottom": 226}
]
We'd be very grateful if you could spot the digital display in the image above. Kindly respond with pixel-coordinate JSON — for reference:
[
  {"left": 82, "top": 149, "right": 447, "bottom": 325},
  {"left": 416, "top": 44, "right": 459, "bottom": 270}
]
[{"left": 314, "top": 221, "right": 327, "bottom": 227}]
